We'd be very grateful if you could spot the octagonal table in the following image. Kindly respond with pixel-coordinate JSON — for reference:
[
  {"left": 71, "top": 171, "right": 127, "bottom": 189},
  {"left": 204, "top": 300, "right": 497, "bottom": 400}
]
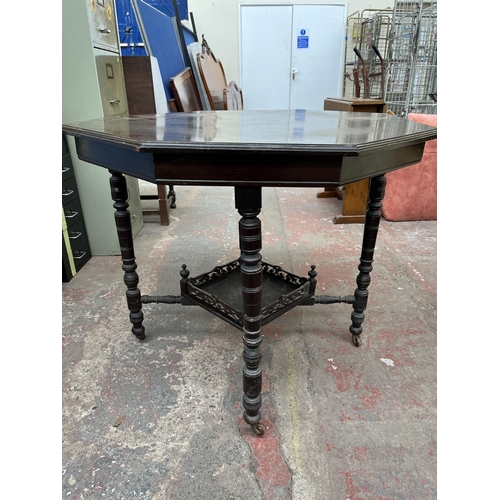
[{"left": 63, "top": 109, "right": 437, "bottom": 435}]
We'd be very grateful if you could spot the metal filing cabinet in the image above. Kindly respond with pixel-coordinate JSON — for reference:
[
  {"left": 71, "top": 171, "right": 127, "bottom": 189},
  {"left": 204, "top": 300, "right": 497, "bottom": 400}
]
[
  {"left": 63, "top": 134, "right": 91, "bottom": 281},
  {"left": 88, "top": 0, "right": 120, "bottom": 52},
  {"left": 95, "top": 51, "right": 129, "bottom": 116},
  {"left": 62, "top": 0, "right": 143, "bottom": 255}
]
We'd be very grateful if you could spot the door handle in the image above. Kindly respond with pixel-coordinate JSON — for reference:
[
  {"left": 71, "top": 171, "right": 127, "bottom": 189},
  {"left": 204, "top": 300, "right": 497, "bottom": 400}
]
[{"left": 292, "top": 69, "right": 299, "bottom": 80}]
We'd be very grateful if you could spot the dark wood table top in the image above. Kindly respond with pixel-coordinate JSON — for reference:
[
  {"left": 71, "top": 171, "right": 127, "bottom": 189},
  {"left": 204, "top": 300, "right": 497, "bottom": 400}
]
[{"left": 63, "top": 110, "right": 437, "bottom": 187}]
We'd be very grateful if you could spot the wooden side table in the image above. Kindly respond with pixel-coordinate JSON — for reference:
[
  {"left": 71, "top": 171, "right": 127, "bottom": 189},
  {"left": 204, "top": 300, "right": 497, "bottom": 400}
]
[
  {"left": 62, "top": 110, "right": 436, "bottom": 435},
  {"left": 319, "top": 98, "right": 387, "bottom": 224}
]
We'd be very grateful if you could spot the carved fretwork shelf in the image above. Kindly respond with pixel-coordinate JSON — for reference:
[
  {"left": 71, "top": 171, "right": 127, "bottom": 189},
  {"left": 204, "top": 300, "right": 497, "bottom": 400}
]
[{"left": 180, "top": 259, "right": 314, "bottom": 331}]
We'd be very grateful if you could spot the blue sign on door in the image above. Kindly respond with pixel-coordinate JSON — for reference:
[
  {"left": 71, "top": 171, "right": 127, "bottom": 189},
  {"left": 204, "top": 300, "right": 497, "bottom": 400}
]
[{"left": 297, "top": 28, "right": 309, "bottom": 48}]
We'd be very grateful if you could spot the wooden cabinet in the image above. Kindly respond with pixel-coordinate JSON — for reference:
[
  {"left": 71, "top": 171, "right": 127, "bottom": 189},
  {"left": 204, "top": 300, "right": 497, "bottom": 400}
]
[{"left": 63, "top": 135, "right": 91, "bottom": 281}]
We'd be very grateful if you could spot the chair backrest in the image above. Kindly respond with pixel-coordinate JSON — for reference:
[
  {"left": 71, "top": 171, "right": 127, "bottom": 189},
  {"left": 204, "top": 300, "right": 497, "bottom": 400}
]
[
  {"left": 169, "top": 67, "right": 203, "bottom": 112},
  {"left": 196, "top": 37, "right": 228, "bottom": 110},
  {"left": 223, "top": 81, "right": 244, "bottom": 110}
]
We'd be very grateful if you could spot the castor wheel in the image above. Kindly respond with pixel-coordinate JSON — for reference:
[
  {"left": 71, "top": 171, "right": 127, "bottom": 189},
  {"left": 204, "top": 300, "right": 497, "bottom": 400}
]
[
  {"left": 167, "top": 185, "right": 176, "bottom": 209},
  {"left": 352, "top": 335, "right": 362, "bottom": 347},
  {"left": 251, "top": 424, "right": 265, "bottom": 435}
]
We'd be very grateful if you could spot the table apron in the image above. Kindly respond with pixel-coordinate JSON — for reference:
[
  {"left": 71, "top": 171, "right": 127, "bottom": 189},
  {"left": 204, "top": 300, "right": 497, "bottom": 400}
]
[
  {"left": 75, "top": 137, "right": 157, "bottom": 182},
  {"left": 153, "top": 151, "right": 343, "bottom": 187},
  {"left": 339, "top": 143, "right": 425, "bottom": 185},
  {"left": 73, "top": 137, "right": 426, "bottom": 188}
]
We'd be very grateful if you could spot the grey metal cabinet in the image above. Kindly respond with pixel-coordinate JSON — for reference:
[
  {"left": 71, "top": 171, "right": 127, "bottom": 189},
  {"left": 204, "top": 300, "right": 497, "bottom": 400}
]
[
  {"left": 95, "top": 51, "right": 129, "bottom": 117},
  {"left": 88, "top": 0, "right": 119, "bottom": 52},
  {"left": 62, "top": 0, "right": 143, "bottom": 255}
]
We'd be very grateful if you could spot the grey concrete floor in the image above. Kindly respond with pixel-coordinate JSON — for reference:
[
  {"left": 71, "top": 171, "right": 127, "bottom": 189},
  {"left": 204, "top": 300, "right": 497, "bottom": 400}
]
[{"left": 62, "top": 185, "right": 437, "bottom": 499}]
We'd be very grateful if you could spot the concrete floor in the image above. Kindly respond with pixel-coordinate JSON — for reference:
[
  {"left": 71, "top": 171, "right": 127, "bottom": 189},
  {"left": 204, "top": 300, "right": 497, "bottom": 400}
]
[{"left": 62, "top": 185, "right": 437, "bottom": 500}]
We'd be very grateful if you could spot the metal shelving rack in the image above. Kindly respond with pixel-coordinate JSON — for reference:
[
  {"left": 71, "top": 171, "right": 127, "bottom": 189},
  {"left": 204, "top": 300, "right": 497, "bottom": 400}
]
[{"left": 384, "top": 1, "right": 437, "bottom": 117}]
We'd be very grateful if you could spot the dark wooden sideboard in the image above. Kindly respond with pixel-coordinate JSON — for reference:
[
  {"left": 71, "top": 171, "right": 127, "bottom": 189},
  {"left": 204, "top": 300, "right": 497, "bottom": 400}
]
[{"left": 63, "top": 109, "right": 437, "bottom": 435}]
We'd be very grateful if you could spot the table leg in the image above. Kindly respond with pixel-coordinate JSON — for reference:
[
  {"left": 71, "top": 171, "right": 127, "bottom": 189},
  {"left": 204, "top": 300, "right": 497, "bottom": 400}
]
[
  {"left": 156, "top": 185, "right": 169, "bottom": 226},
  {"left": 235, "top": 186, "right": 265, "bottom": 435},
  {"left": 109, "top": 170, "right": 145, "bottom": 340},
  {"left": 349, "top": 174, "right": 386, "bottom": 347}
]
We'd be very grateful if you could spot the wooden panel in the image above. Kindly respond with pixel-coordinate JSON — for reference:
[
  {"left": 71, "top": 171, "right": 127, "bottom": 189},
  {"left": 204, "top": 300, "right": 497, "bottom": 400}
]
[
  {"left": 169, "top": 68, "right": 203, "bottom": 112},
  {"left": 122, "top": 56, "right": 156, "bottom": 115},
  {"left": 341, "top": 179, "right": 370, "bottom": 215}
]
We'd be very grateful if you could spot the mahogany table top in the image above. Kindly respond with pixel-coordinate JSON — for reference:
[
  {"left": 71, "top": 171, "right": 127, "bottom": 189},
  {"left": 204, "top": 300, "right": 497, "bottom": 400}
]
[{"left": 63, "top": 110, "right": 437, "bottom": 187}]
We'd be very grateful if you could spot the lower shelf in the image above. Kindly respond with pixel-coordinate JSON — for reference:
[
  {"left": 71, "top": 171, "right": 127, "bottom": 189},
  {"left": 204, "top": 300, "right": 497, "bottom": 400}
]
[{"left": 182, "top": 259, "right": 315, "bottom": 330}]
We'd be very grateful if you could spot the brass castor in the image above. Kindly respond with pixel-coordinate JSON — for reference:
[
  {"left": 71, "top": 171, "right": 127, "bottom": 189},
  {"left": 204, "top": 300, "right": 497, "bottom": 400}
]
[
  {"left": 352, "top": 335, "right": 362, "bottom": 347},
  {"left": 251, "top": 423, "right": 265, "bottom": 435}
]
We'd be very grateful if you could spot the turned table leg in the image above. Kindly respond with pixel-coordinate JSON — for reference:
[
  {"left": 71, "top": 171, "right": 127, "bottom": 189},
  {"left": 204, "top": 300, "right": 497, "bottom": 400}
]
[
  {"left": 109, "top": 170, "right": 145, "bottom": 340},
  {"left": 350, "top": 174, "right": 386, "bottom": 347},
  {"left": 235, "top": 186, "right": 265, "bottom": 435}
]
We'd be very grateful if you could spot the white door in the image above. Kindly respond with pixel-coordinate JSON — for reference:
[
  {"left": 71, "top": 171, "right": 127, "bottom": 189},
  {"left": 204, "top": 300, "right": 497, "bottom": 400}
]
[{"left": 239, "top": 3, "right": 347, "bottom": 111}]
